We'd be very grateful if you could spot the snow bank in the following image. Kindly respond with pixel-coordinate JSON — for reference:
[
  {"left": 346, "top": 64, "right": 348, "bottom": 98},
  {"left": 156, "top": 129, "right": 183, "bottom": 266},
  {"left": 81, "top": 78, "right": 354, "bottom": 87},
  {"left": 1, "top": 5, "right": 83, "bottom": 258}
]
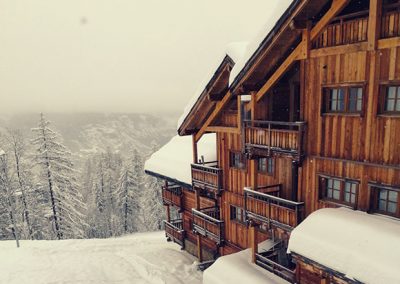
[
  {"left": 0, "top": 231, "right": 202, "bottom": 284},
  {"left": 288, "top": 208, "right": 400, "bottom": 284},
  {"left": 177, "top": 42, "right": 247, "bottom": 130},
  {"left": 0, "top": 148, "right": 5, "bottom": 156},
  {"left": 203, "top": 240, "right": 288, "bottom": 284},
  {"left": 144, "top": 133, "right": 216, "bottom": 185},
  {"left": 229, "top": 0, "right": 293, "bottom": 86}
]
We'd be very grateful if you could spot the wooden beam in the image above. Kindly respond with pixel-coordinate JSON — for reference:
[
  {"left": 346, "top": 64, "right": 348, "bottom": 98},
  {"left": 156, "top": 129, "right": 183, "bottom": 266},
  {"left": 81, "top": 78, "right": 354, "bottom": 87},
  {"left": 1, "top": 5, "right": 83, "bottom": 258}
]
[
  {"left": 206, "top": 126, "right": 240, "bottom": 134},
  {"left": 377, "top": 37, "right": 400, "bottom": 49},
  {"left": 309, "top": 0, "right": 351, "bottom": 40},
  {"left": 368, "top": 0, "right": 383, "bottom": 51},
  {"left": 255, "top": 0, "right": 350, "bottom": 103},
  {"left": 192, "top": 134, "right": 198, "bottom": 163},
  {"left": 194, "top": 91, "right": 233, "bottom": 142},
  {"left": 166, "top": 205, "right": 170, "bottom": 222},
  {"left": 197, "top": 234, "right": 203, "bottom": 262},
  {"left": 249, "top": 225, "right": 258, "bottom": 263},
  {"left": 310, "top": 42, "right": 368, "bottom": 58}
]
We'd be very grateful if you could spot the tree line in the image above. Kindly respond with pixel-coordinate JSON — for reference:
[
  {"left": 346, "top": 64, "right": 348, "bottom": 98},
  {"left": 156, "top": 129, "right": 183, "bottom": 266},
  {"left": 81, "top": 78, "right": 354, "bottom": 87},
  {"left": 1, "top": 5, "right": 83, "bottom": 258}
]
[{"left": 0, "top": 113, "right": 165, "bottom": 242}]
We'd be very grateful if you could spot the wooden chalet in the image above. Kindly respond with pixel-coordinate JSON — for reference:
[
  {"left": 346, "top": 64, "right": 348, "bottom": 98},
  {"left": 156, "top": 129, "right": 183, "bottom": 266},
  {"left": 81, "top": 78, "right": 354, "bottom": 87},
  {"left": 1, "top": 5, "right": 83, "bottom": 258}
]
[{"left": 145, "top": 0, "right": 400, "bottom": 282}]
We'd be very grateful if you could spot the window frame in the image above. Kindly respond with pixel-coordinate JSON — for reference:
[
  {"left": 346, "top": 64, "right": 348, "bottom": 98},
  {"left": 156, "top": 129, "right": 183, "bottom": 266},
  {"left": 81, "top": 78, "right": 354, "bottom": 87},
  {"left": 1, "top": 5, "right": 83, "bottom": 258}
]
[
  {"left": 318, "top": 174, "right": 359, "bottom": 208},
  {"left": 229, "top": 151, "right": 246, "bottom": 170},
  {"left": 379, "top": 83, "right": 400, "bottom": 115},
  {"left": 369, "top": 183, "right": 400, "bottom": 218},
  {"left": 257, "top": 157, "right": 275, "bottom": 176},
  {"left": 229, "top": 205, "right": 246, "bottom": 224},
  {"left": 322, "top": 84, "right": 365, "bottom": 115}
]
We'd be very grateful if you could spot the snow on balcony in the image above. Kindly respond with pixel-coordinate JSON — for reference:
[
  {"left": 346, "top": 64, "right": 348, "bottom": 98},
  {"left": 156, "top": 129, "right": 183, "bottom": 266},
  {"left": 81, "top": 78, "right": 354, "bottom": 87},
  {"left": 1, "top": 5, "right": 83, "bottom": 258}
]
[
  {"left": 203, "top": 240, "right": 289, "bottom": 284},
  {"left": 144, "top": 133, "right": 216, "bottom": 186},
  {"left": 288, "top": 208, "right": 400, "bottom": 284}
]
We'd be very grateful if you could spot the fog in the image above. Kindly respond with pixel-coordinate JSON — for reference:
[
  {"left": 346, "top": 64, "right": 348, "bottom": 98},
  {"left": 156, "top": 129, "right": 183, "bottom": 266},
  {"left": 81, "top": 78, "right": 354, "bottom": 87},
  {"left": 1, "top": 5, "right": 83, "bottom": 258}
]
[{"left": 0, "top": 0, "right": 278, "bottom": 114}]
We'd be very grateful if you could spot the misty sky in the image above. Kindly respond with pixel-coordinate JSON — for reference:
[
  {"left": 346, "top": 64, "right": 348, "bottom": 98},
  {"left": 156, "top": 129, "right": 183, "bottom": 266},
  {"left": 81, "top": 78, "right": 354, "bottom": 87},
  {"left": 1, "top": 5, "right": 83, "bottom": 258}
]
[{"left": 0, "top": 0, "right": 277, "bottom": 114}]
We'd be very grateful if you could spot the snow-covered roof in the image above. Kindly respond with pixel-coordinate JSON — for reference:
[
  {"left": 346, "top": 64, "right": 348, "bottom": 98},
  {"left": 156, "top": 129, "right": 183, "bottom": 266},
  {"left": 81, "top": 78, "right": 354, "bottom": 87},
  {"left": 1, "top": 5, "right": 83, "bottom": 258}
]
[
  {"left": 204, "top": 240, "right": 288, "bottom": 284},
  {"left": 288, "top": 208, "right": 400, "bottom": 284},
  {"left": 177, "top": 42, "right": 247, "bottom": 131},
  {"left": 144, "top": 134, "right": 216, "bottom": 186},
  {"left": 229, "top": 0, "right": 294, "bottom": 87}
]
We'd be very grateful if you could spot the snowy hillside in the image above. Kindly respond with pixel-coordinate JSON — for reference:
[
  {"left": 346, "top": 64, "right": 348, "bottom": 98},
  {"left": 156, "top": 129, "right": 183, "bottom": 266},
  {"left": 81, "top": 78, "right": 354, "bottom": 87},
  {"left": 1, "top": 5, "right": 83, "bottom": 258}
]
[
  {"left": 0, "top": 231, "right": 202, "bottom": 284},
  {"left": 0, "top": 113, "right": 178, "bottom": 158}
]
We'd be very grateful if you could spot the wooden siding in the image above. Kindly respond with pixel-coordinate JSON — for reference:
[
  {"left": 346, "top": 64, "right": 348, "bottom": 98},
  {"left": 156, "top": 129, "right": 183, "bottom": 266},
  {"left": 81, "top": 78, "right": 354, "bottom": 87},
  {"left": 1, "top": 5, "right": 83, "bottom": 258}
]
[
  {"left": 303, "top": 49, "right": 400, "bottom": 165},
  {"left": 300, "top": 157, "right": 400, "bottom": 215}
]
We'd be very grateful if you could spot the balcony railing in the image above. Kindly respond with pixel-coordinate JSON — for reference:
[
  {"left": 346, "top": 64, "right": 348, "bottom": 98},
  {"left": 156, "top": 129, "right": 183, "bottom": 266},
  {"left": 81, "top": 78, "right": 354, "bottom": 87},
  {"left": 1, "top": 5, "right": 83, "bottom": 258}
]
[
  {"left": 191, "top": 162, "right": 223, "bottom": 197},
  {"left": 312, "top": 11, "right": 369, "bottom": 49},
  {"left": 381, "top": 3, "right": 400, "bottom": 38},
  {"left": 243, "top": 120, "right": 306, "bottom": 161},
  {"left": 162, "top": 184, "right": 183, "bottom": 209},
  {"left": 192, "top": 207, "right": 224, "bottom": 244},
  {"left": 164, "top": 219, "right": 185, "bottom": 248},
  {"left": 256, "top": 252, "right": 296, "bottom": 283},
  {"left": 244, "top": 187, "right": 304, "bottom": 231}
]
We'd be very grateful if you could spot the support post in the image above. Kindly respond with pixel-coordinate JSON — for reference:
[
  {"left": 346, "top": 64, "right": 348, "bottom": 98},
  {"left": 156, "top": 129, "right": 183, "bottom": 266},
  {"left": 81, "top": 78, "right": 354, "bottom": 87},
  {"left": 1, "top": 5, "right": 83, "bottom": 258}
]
[
  {"left": 197, "top": 234, "right": 203, "bottom": 262},
  {"left": 192, "top": 134, "right": 198, "bottom": 163},
  {"left": 249, "top": 224, "right": 258, "bottom": 263},
  {"left": 166, "top": 205, "right": 171, "bottom": 222},
  {"left": 368, "top": 0, "right": 382, "bottom": 51},
  {"left": 291, "top": 161, "right": 299, "bottom": 202},
  {"left": 195, "top": 187, "right": 200, "bottom": 210}
]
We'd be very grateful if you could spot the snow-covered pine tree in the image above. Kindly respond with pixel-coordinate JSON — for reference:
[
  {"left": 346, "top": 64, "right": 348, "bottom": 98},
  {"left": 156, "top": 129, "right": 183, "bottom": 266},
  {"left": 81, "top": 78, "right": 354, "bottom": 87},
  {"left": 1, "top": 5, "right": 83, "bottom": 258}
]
[
  {"left": 114, "top": 148, "right": 144, "bottom": 233},
  {"left": 142, "top": 141, "right": 165, "bottom": 231},
  {"left": 31, "top": 113, "right": 87, "bottom": 239},
  {"left": 0, "top": 149, "right": 20, "bottom": 246},
  {"left": 1, "top": 129, "right": 34, "bottom": 239}
]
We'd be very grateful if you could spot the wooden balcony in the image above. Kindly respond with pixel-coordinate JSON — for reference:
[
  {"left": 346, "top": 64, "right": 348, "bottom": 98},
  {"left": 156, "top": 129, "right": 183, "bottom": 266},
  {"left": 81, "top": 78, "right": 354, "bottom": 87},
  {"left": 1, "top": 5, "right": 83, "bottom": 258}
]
[
  {"left": 244, "top": 187, "right": 304, "bottom": 232},
  {"left": 191, "top": 162, "right": 223, "bottom": 197},
  {"left": 243, "top": 120, "right": 306, "bottom": 161},
  {"left": 162, "top": 184, "right": 183, "bottom": 209},
  {"left": 381, "top": 3, "right": 400, "bottom": 38},
  {"left": 192, "top": 207, "right": 224, "bottom": 245},
  {"left": 312, "top": 11, "right": 368, "bottom": 49},
  {"left": 164, "top": 219, "right": 185, "bottom": 248},
  {"left": 256, "top": 241, "right": 296, "bottom": 283}
]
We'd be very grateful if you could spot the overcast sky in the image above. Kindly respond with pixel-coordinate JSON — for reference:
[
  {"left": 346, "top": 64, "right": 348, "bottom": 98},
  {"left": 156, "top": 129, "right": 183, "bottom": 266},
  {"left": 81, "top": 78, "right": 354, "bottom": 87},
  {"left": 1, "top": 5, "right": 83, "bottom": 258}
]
[{"left": 0, "top": 0, "right": 278, "bottom": 114}]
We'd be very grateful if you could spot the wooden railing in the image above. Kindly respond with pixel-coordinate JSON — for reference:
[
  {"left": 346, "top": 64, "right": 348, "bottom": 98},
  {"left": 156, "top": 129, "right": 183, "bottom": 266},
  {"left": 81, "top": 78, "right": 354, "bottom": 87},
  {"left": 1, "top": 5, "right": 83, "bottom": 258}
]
[
  {"left": 192, "top": 207, "right": 224, "bottom": 244},
  {"left": 244, "top": 187, "right": 304, "bottom": 231},
  {"left": 256, "top": 253, "right": 296, "bottom": 283},
  {"left": 243, "top": 120, "right": 306, "bottom": 160},
  {"left": 162, "top": 184, "right": 183, "bottom": 209},
  {"left": 191, "top": 162, "right": 223, "bottom": 196},
  {"left": 164, "top": 219, "right": 185, "bottom": 248},
  {"left": 312, "top": 11, "right": 369, "bottom": 49},
  {"left": 381, "top": 3, "right": 400, "bottom": 38}
]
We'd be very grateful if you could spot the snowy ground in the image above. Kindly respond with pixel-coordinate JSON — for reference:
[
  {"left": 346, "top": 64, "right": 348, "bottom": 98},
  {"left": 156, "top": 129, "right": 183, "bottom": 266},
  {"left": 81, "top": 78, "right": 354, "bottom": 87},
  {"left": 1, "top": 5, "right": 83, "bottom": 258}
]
[{"left": 0, "top": 231, "right": 202, "bottom": 284}]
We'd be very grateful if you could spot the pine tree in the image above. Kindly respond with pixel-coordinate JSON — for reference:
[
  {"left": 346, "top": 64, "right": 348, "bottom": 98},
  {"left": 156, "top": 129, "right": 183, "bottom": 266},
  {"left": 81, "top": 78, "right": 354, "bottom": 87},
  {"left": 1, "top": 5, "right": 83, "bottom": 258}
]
[
  {"left": 31, "top": 113, "right": 87, "bottom": 239},
  {"left": 0, "top": 150, "right": 20, "bottom": 246}
]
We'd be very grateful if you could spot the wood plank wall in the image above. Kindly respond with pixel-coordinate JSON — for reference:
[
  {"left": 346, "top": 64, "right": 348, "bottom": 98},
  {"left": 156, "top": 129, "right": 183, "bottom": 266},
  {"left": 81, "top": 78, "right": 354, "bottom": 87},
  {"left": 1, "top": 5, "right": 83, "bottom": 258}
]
[{"left": 301, "top": 46, "right": 400, "bottom": 216}]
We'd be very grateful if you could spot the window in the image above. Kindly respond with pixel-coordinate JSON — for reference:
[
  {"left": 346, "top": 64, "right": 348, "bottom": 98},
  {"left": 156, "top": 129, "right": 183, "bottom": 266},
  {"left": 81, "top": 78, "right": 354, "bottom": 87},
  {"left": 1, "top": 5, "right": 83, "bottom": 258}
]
[
  {"left": 323, "top": 85, "right": 364, "bottom": 114},
  {"left": 370, "top": 184, "right": 400, "bottom": 217},
  {"left": 230, "top": 151, "right": 246, "bottom": 169},
  {"left": 258, "top": 157, "right": 274, "bottom": 175},
  {"left": 230, "top": 205, "right": 245, "bottom": 223},
  {"left": 319, "top": 175, "right": 359, "bottom": 207},
  {"left": 380, "top": 85, "right": 400, "bottom": 114}
]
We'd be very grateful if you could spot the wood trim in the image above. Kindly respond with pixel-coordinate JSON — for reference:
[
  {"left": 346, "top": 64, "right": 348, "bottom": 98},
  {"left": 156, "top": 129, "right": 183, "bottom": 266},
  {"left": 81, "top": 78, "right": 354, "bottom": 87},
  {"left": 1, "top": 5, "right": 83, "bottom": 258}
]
[
  {"left": 378, "top": 37, "right": 400, "bottom": 49},
  {"left": 206, "top": 126, "right": 240, "bottom": 134},
  {"left": 194, "top": 91, "right": 233, "bottom": 142},
  {"left": 367, "top": 0, "right": 383, "bottom": 51},
  {"left": 311, "top": 155, "right": 400, "bottom": 170},
  {"left": 310, "top": 42, "right": 368, "bottom": 58}
]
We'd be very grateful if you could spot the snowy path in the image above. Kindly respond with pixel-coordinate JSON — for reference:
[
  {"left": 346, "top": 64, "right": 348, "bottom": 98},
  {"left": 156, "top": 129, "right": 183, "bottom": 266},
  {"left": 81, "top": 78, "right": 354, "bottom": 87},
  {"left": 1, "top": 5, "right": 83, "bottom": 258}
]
[{"left": 0, "top": 232, "right": 202, "bottom": 284}]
